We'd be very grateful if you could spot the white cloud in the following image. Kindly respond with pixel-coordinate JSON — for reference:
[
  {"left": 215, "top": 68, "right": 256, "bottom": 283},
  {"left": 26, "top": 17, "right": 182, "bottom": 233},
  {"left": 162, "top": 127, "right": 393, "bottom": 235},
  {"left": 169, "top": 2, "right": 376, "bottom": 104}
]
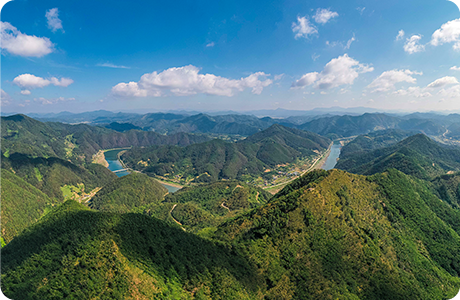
[
  {"left": 404, "top": 35, "right": 425, "bottom": 54},
  {"left": 46, "top": 8, "right": 63, "bottom": 33},
  {"left": 367, "top": 69, "right": 422, "bottom": 93},
  {"left": 206, "top": 42, "right": 215, "bottom": 47},
  {"left": 431, "top": 18, "right": 460, "bottom": 50},
  {"left": 452, "top": 0, "right": 460, "bottom": 9},
  {"left": 451, "top": 66, "right": 460, "bottom": 71},
  {"left": 274, "top": 74, "right": 284, "bottom": 81},
  {"left": 393, "top": 86, "right": 432, "bottom": 98},
  {"left": 1, "top": 22, "right": 54, "bottom": 57},
  {"left": 356, "top": 7, "right": 366, "bottom": 15},
  {"left": 1, "top": 89, "right": 12, "bottom": 105},
  {"left": 313, "top": 8, "right": 339, "bottom": 24},
  {"left": 12, "top": 74, "right": 73, "bottom": 91},
  {"left": 96, "top": 62, "right": 130, "bottom": 69},
  {"left": 20, "top": 90, "right": 31, "bottom": 95},
  {"left": 34, "top": 96, "right": 75, "bottom": 105},
  {"left": 292, "top": 16, "right": 317, "bottom": 39},
  {"left": 426, "top": 76, "right": 458, "bottom": 89},
  {"left": 344, "top": 35, "right": 356, "bottom": 50},
  {"left": 112, "top": 65, "right": 273, "bottom": 98},
  {"left": 311, "top": 53, "right": 320, "bottom": 61},
  {"left": 396, "top": 30, "right": 405, "bottom": 41},
  {"left": 292, "top": 54, "right": 373, "bottom": 90},
  {"left": 438, "top": 85, "right": 460, "bottom": 98}
]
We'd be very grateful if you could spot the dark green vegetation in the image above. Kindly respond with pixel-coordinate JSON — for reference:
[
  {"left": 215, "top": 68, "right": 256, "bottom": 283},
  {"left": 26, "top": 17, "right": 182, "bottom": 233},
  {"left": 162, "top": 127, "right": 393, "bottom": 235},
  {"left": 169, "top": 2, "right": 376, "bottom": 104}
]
[
  {"left": 431, "top": 172, "right": 460, "bottom": 209},
  {"left": 1, "top": 200, "right": 262, "bottom": 299},
  {"left": 340, "top": 129, "right": 414, "bottom": 157},
  {"left": 122, "top": 124, "right": 330, "bottom": 183},
  {"left": 1, "top": 114, "right": 210, "bottom": 165},
  {"left": 89, "top": 173, "right": 167, "bottom": 213},
  {"left": 1, "top": 170, "right": 53, "bottom": 243},
  {"left": 214, "top": 169, "right": 460, "bottom": 299},
  {"left": 336, "top": 134, "right": 460, "bottom": 180},
  {"left": 2, "top": 153, "right": 117, "bottom": 201},
  {"left": 159, "top": 181, "right": 271, "bottom": 232},
  {"left": 89, "top": 175, "right": 271, "bottom": 233}
]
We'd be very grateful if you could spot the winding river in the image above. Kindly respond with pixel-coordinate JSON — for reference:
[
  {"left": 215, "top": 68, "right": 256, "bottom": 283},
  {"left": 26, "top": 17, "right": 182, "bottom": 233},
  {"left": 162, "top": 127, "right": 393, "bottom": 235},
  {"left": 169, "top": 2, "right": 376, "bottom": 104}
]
[
  {"left": 104, "top": 149, "right": 180, "bottom": 193},
  {"left": 321, "top": 143, "right": 342, "bottom": 171}
]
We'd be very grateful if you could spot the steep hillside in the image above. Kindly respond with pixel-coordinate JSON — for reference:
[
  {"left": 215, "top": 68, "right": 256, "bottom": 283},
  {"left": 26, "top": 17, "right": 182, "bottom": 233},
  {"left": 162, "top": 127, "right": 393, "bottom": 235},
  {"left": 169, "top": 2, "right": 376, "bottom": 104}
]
[
  {"left": 1, "top": 200, "right": 262, "bottom": 300},
  {"left": 2, "top": 153, "right": 117, "bottom": 200},
  {"left": 121, "top": 124, "right": 330, "bottom": 182},
  {"left": 431, "top": 173, "right": 460, "bottom": 209},
  {"left": 340, "top": 129, "right": 415, "bottom": 157},
  {"left": 1, "top": 170, "right": 53, "bottom": 244},
  {"left": 89, "top": 173, "right": 167, "bottom": 213},
  {"left": 214, "top": 169, "right": 460, "bottom": 299},
  {"left": 336, "top": 134, "right": 460, "bottom": 179}
]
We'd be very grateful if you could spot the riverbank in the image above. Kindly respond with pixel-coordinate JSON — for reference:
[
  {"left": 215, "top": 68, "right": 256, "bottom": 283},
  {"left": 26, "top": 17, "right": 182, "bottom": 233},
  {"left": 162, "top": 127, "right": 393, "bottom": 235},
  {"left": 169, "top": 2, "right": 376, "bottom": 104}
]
[{"left": 92, "top": 150, "right": 109, "bottom": 168}]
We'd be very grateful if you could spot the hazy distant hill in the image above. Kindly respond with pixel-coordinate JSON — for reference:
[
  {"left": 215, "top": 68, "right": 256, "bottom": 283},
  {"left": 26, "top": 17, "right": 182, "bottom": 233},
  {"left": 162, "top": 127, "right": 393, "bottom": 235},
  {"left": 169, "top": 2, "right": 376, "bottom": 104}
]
[
  {"left": 336, "top": 134, "right": 460, "bottom": 179},
  {"left": 121, "top": 124, "right": 330, "bottom": 182}
]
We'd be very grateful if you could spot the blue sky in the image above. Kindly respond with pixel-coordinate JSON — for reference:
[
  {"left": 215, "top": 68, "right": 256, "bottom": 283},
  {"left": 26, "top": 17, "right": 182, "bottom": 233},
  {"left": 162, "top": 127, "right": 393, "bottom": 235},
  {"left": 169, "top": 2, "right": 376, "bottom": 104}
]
[{"left": 1, "top": 0, "right": 460, "bottom": 113}]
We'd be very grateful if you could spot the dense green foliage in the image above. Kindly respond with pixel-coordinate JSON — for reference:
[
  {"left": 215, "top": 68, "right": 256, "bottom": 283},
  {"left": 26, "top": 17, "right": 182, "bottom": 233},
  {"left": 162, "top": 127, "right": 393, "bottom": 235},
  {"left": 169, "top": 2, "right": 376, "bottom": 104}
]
[
  {"left": 214, "top": 169, "right": 460, "bottom": 299},
  {"left": 89, "top": 173, "right": 167, "bottom": 213},
  {"left": 340, "top": 129, "right": 414, "bottom": 157},
  {"left": 1, "top": 170, "right": 53, "bottom": 243},
  {"left": 1, "top": 114, "right": 210, "bottom": 165},
  {"left": 336, "top": 134, "right": 460, "bottom": 179},
  {"left": 431, "top": 172, "right": 460, "bottom": 209},
  {"left": 1, "top": 200, "right": 262, "bottom": 299},
  {"left": 122, "top": 124, "right": 330, "bottom": 182},
  {"left": 2, "top": 153, "right": 117, "bottom": 200},
  {"left": 159, "top": 181, "right": 271, "bottom": 231}
]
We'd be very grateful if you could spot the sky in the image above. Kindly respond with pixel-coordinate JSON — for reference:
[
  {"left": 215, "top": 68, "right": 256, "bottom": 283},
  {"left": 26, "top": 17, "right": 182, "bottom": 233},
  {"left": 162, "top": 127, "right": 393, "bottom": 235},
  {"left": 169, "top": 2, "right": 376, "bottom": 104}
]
[{"left": 1, "top": 0, "right": 460, "bottom": 114}]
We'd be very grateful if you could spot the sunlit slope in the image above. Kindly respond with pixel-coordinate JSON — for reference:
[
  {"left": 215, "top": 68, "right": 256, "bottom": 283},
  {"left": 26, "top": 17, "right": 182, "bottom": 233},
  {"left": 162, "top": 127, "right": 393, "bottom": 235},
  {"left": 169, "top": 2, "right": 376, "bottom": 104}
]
[
  {"left": 1, "top": 200, "right": 263, "bottom": 300},
  {"left": 89, "top": 173, "right": 167, "bottom": 213},
  {"left": 1, "top": 169, "right": 53, "bottom": 244},
  {"left": 215, "top": 169, "right": 460, "bottom": 299}
]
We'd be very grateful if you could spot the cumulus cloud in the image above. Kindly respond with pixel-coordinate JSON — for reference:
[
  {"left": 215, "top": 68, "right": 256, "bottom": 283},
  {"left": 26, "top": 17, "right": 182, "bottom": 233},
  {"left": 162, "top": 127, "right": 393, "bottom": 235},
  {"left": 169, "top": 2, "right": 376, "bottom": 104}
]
[
  {"left": 1, "top": 89, "right": 12, "bottom": 105},
  {"left": 13, "top": 74, "right": 73, "bottom": 91},
  {"left": 1, "top": 22, "right": 54, "bottom": 57},
  {"left": 404, "top": 35, "right": 425, "bottom": 54},
  {"left": 451, "top": 66, "right": 460, "bottom": 71},
  {"left": 438, "top": 85, "right": 460, "bottom": 98},
  {"left": 96, "top": 62, "right": 130, "bottom": 69},
  {"left": 367, "top": 69, "right": 422, "bottom": 93},
  {"left": 313, "top": 8, "right": 339, "bottom": 24},
  {"left": 292, "top": 16, "right": 317, "bottom": 39},
  {"left": 206, "top": 42, "right": 215, "bottom": 47},
  {"left": 20, "top": 90, "right": 31, "bottom": 95},
  {"left": 396, "top": 30, "right": 405, "bottom": 41},
  {"left": 426, "top": 76, "right": 458, "bottom": 89},
  {"left": 291, "top": 54, "right": 373, "bottom": 90},
  {"left": 430, "top": 18, "right": 460, "bottom": 50},
  {"left": 46, "top": 8, "right": 63, "bottom": 33},
  {"left": 34, "top": 96, "right": 75, "bottom": 105},
  {"left": 393, "top": 86, "right": 432, "bottom": 98},
  {"left": 111, "top": 65, "right": 273, "bottom": 98}
]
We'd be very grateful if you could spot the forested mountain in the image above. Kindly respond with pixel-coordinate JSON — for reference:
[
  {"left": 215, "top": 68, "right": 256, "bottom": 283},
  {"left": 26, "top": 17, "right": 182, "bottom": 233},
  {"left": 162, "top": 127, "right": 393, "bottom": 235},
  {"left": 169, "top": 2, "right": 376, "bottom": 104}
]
[
  {"left": 1, "top": 200, "right": 262, "bottom": 299},
  {"left": 214, "top": 169, "right": 460, "bottom": 299},
  {"left": 89, "top": 173, "right": 167, "bottom": 213},
  {"left": 1, "top": 170, "right": 53, "bottom": 244},
  {"left": 431, "top": 173, "right": 460, "bottom": 210},
  {"left": 4, "top": 169, "right": 460, "bottom": 299},
  {"left": 1, "top": 114, "right": 210, "bottom": 165},
  {"left": 121, "top": 124, "right": 330, "bottom": 182},
  {"left": 336, "top": 134, "right": 460, "bottom": 179},
  {"left": 2, "top": 153, "right": 117, "bottom": 200},
  {"left": 339, "top": 129, "right": 415, "bottom": 157}
]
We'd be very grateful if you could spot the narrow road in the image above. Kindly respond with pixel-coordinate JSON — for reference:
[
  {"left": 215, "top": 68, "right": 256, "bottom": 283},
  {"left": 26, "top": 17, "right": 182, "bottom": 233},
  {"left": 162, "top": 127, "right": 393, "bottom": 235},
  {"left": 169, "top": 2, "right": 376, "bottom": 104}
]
[
  {"left": 169, "top": 204, "right": 184, "bottom": 226},
  {"left": 221, "top": 202, "right": 230, "bottom": 212}
]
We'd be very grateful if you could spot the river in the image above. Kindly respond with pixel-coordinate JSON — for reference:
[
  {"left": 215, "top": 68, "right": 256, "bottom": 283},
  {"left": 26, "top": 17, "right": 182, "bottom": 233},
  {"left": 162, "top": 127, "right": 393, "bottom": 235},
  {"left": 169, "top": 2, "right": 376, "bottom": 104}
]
[
  {"left": 321, "top": 143, "right": 342, "bottom": 171},
  {"left": 104, "top": 149, "right": 180, "bottom": 193}
]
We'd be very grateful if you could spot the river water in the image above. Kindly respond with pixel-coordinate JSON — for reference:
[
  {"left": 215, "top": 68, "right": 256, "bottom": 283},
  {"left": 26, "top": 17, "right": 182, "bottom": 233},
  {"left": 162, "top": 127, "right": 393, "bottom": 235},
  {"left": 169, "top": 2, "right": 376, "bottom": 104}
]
[
  {"left": 104, "top": 149, "right": 180, "bottom": 193},
  {"left": 321, "top": 143, "right": 342, "bottom": 171}
]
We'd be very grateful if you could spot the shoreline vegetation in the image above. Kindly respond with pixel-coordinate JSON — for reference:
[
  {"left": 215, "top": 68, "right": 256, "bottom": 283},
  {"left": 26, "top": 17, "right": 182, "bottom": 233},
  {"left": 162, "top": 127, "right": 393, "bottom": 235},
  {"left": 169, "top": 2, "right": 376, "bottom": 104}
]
[{"left": 91, "top": 150, "right": 109, "bottom": 168}]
